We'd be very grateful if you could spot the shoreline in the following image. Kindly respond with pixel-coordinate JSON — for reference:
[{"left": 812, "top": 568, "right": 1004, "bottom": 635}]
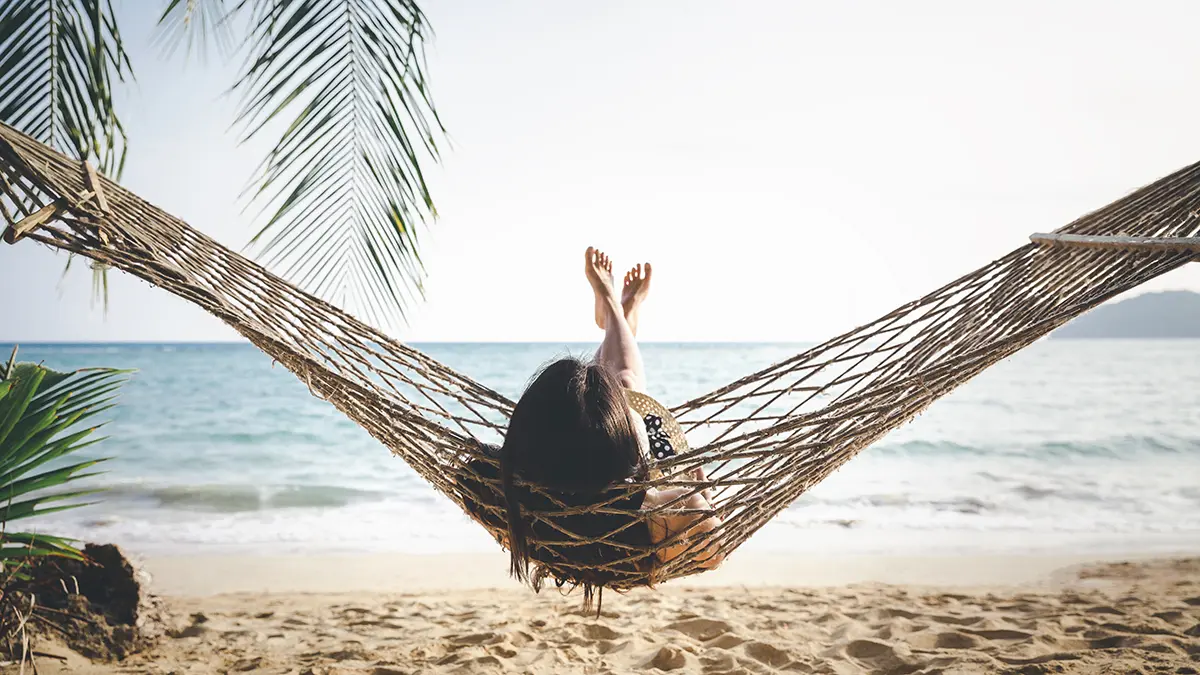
[{"left": 136, "top": 548, "right": 1198, "bottom": 597}]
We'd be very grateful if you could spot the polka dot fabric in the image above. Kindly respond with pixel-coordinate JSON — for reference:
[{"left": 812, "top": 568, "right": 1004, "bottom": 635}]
[{"left": 625, "top": 389, "right": 689, "bottom": 464}]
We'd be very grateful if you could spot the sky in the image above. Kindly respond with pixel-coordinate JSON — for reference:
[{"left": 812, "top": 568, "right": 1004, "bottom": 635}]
[{"left": 4, "top": 0, "right": 1200, "bottom": 343}]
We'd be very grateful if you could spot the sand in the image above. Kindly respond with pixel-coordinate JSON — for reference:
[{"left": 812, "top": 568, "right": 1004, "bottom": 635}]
[{"left": 24, "top": 554, "right": 1200, "bottom": 674}]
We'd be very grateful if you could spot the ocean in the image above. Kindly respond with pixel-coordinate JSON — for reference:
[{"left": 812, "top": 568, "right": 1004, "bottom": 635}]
[{"left": 7, "top": 341, "right": 1200, "bottom": 558}]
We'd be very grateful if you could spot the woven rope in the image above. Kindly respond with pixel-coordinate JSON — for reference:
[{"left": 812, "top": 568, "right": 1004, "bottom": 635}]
[{"left": 2, "top": 122, "right": 1196, "bottom": 589}]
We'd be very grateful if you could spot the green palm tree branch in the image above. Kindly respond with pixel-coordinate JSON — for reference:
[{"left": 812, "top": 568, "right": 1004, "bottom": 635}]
[
  {"left": 0, "top": 546, "right": 82, "bottom": 561},
  {"left": 0, "top": 0, "right": 132, "bottom": 179},
  {"left": 156, "top": 0, "right": 236, "bottom": 60},
  {"left": 0, "top": 531, "right": 86, "bottom": 563},
  {"left": 0, "top": 0, "right": 133, "bottom": 313},
  {"left": 0, "top": 411, "right": 90, "bottom": 478},
  {"left": 0, "top": 434, "right": 106, "bottom": 488},
  {"left": 2, "top": 461, "right": 106, "bottom": 504},
  {"left": 3, "top": 531, "right": 78, "bottom": 544},
  {"left": 160, "top": 0, "right": 445, "bottom": 328},
  {"left": 1, "top": 491, "right": 105, "bottom": 523},
  {"left": 0, "top": 351, "right": 128, "bottom": 563},
  {"left": 0, "top": 367, "right": 43, "bottom": 448}
]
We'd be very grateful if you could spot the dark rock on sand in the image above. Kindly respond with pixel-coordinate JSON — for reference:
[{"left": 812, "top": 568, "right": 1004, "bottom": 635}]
[{"left": 6, "top": 543, "right": 167, "bottom": 661}]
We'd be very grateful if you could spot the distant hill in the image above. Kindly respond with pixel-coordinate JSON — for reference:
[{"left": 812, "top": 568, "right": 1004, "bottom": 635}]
[{"left": 1053, "top": 290, "right": 1200, "bottom": 339}]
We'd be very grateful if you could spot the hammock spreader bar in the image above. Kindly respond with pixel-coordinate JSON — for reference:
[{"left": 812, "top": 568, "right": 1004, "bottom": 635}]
[{"left": 1032, "top": 232, "right": 1200, "bottom": 253}]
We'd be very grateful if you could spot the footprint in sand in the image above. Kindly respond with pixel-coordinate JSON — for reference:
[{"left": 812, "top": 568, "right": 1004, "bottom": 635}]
[
  {"left": 230, "top": 657, "right": 264, "bottom": 671},
  {"left": 644, "top": 645, "right": 689, "bottom": 671},
  {"left": 812, "top": 611, "right": 851, "bottom": 626},
  {"left": 843, "top": 637, "right": 916, "bottom": 662},
  {"left": 508, "top": 630, "right": 535, "bottom": 647},
  {"left": 323, "top": 646, "right": 371, "bottom": 661},
  {"left": 1085, "top": 605, "right": 1126, "bottom": 616},
  {"left": 1152, "top": 610, "right": 1187, "bottom": 623},
  {"left": 877, "top": 607, "right": 923, "bottom": 620},
  {"left": 933, "top": 631, "right": 981, "bottom": 649},
  {"left": 490, "top": 644, "right": 518, "bottom": 658},
  {"left": 844, "top": 638, "right": 892, "bottom": 658},
  {"left": 964, "top": 628, "right": 1035, "bottom": 641},
  {"left": 598, "top": 639, "right": 631, "bottom": 655},
  {"left": 742, "top": 641, "right": 792, "bottom": 667},
  {"left": 996, "top": 652, "right": 1086, "bottom": 666},
  {"left": 873, "top": 621, "right": 929, "bottom": 640},
  {"left": 700, "top": 652, "right": 737, "bottom": 672},
  {"left": 579, "top": 623, "right": 623, "bottom": 640},
  {"left": 1089, "top": 634, "right": 1145, "bottom": 649},
  {"left": 706, "top": 633, "right": 748, "bottom": 649},
  {"left": 448, "top": 631, "right": 503, "bottom": 646},
  {"left": 667, "top": 618, "right": 734, "bottom": 641},
  {"left": 930, "top": 613, "right": 983, "bottom": 626}
]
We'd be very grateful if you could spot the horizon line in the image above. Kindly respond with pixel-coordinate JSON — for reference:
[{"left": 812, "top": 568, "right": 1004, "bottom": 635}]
[{"left": 0, "top": 339, "right": 816, "bottom": 345}]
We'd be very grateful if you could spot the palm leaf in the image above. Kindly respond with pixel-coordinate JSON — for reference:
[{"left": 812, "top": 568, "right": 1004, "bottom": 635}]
[
  {"left": 0, "top": 0, "right": 132, "bottom": 178},
  {"left": 0, "top": 352, "right": 128, "bottom": 563},
  {"left": 155, "top": 0, "right": 235, "bottom": 61},
  {"left": 160, "top": 0, "right": 445, "bottom": 329},
  {"left": 1, "top": 531, "right": 83, "bottom": 559},
  {"left": 0, "top": 0, "right": 133, "bottom": 313}
]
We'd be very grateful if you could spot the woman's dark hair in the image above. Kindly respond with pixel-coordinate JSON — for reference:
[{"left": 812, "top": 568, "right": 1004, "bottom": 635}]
[{"left": 500, "top": 357, "right": 646, "bottom": 584}]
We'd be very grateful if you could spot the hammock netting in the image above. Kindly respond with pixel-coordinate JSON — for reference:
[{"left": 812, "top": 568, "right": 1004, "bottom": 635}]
[{"left": 2, "top": 122, "right": 1197, "bottom": 591}]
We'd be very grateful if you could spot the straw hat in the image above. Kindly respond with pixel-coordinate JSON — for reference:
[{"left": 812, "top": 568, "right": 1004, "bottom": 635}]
[{"left": 625, "top": 390, "right": 690, "bottom": 462}]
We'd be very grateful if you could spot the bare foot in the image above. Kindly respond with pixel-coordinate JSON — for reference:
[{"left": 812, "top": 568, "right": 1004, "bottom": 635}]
[
  {"left": 586, "top": 247, "right": 617, "bottom": 329},
  {"left": 622, "top": 262, "right": 652, "bottom": 335}
]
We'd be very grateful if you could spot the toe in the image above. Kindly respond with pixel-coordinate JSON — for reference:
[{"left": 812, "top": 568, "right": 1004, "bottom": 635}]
[{"left": 643, "top": 262, "right": 653, "bottom": 280}]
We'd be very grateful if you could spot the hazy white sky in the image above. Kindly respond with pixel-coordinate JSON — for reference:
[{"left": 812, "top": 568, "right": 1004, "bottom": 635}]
[{"left": 4, "top": 0, "right": 1200, "bottom": 343}]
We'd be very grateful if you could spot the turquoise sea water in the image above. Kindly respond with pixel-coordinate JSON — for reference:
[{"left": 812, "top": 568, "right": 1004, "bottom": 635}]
[{"left": 6, "top": 341, "right": 1200, "bottom": 558}]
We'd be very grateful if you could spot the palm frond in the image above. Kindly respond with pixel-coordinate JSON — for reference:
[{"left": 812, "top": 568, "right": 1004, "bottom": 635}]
[
  {"left": 0, "top": 349, "right": 129, "bottom": 565},
  {"left": 0, "top": 0, "right": 132, "bottom": 177},
  {"left": 223, "top": 0, "right": 444, "bottom": 329},
  {"left": 0, "top": 0, "right": 133, "bottom": 314},
  {"left": 155, "top": 0, "right": 235, "bottom": 61}
]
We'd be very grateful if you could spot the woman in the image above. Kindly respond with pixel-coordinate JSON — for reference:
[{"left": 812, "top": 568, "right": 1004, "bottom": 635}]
[{"left": 468, "top": 247, "right": 724, "bottom": 595}]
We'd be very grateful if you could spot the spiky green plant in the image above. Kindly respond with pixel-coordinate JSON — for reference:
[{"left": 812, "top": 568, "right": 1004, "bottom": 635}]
[{"left": 0, "top": 347, "right": 128, "bottom": 574}]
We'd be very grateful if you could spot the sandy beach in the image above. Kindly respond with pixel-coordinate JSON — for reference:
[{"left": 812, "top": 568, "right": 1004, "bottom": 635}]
[{"left": 24, "top": 552, "right": 1200, "bottom": 674}]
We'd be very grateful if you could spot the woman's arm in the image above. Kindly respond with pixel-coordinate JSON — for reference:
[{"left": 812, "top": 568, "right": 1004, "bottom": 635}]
[{"left": 645, "top": 486, "right": 726, "bottom": 569}]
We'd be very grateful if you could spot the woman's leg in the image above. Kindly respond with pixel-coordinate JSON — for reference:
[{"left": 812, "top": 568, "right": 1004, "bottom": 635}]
[
  {"left": 620, "top": 263, "right": 652, "bottom": 337},
  {"left": 594, "top": 261, "right": 653, "bottom": 336},
  {"left": 585, "top": 248, "right": 649, "bottom": 392}
]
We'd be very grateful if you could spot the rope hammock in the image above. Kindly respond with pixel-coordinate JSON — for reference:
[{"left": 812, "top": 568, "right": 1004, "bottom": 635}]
[{"left": 2, "top": 122, "right": 1198, "bottom": 593}]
